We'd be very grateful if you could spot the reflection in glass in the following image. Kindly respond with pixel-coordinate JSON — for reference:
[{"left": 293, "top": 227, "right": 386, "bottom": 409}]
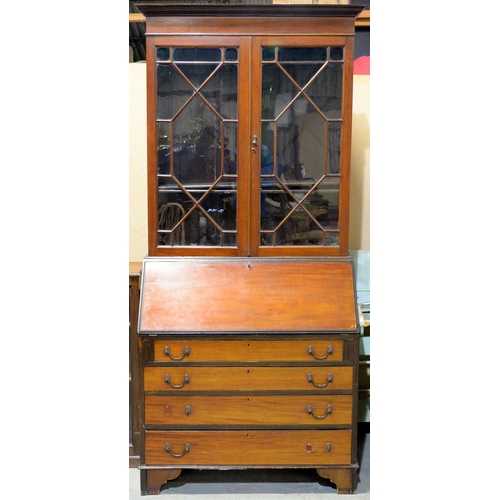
[
  {"left": 173, "top": 48, "right": 221, "bottom": 62},
  {"left": 330, "top": 47, "right": 343, "bottom": 61},
  {"left": 261, "top": 64, "right": 298, "bottom": 120},
  {"left": 225, "top": 48, "right": 238, "bottom": 61},
  {"left": 200, "top": 64, "right": 238, "bottom": 119},
  {"left": 157, "top": 47, "right": 170, "bottom": 61},
  {"left": 305, "top": 63, "right": 343, "bottom": 119},
  {"left": 172, "top": 96, "right": 222, "bottom": 185},
  {"left": 157, "top": 65, "right": 194, "bottom": 120},
  {"left": 262, "top": 47, "right": 275, "bottom": 62},
  {"left": 278, "top": 47, "right": 326, "bottom": 62},
  {"left": 260, "top": 46, "right": 343, "bottom": 247},
  {"left": 328, "top": 122, "right": 341, "bottom": 174},
  {"left": 176, "top": 63, "right": 219, "bottom": 90},
  {"left": 281, "top": 62, "right": 324, "bottom": 89}
]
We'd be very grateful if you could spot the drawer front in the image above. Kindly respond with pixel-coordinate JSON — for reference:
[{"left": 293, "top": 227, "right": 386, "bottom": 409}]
[
  {"left": 154, "top": 339, "right": 347, "bottom": 363},
  {"left": 144, "top": 366, "right": 353, "bottom": 392},
  {"left": 145, "top": 429, "right": 352, "bottom": 466},
  {"left": 145, "top": 394, "right": 353, "bottom": 426}
]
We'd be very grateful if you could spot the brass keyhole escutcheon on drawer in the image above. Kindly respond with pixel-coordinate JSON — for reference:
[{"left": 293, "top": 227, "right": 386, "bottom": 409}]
[
  {"left": 308, "top": 345, "right": 333, "bottom": 360},
  {"left": 307, "top": 373, "right": 333, "bottom": 388}
]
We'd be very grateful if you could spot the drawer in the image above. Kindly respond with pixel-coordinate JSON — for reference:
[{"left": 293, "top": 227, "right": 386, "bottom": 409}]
[
  {"left": 145, "top": 394, "right": 353, "bottom": 426},
  {"left": 145, "top": 429, "right": 352, "bottom": 466},
  {"left": 153, "top": 339, "right": 347, "bottom": 363},
  {"left": 144, "top": 366, "right": 353, "bottom": 392}
]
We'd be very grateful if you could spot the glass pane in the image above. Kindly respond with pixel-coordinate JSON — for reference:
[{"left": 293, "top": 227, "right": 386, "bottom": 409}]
[
  {"left": 157, "top": 65, "right": 194, "bottom": 120},
  {"left": 276, "top": 95, "right": 325, "bottom": 179},
  {"left": 261, "top": 182, "right": 289, "bottom": 228},
  {"left": 157, "top": 122, "right": 171, "bottom": 154},
  {"left": 278, "top": 47, "right": 326, "bottom": 62},
  {"left": 201, "top": 187, "right": 236, "bottom": 230},
  {"left": 330, "top": 47, "right": 343, "bottom": 61},
  {"left": 223, "top": 122, "right": 238, "bottom": 175},
  {"left": 281, "top": 63, "right": 324, "bottom": 89},
  {"left": 305, "top": 62, "right": 343, "bottom": 119},
  {"left": 260, "top": 45, "right": 342, "bottom": 248},
  {"left": 155, "top": 46, "right": 239, "bottom": 249},
  {"left": 262, "top": 47, "right": 275, "bottom": 61},
  {"left": 158, "top": 188, "right": 194, "bottom": 217},
  {"left": 173, "top": 48, "right": 221, "bottom": 62},
  {"left": 176, "top": 63, "right": 219, "bottom": 90},
  {"left": 328, "top": 121, "right": 341, "bottom": 174},
  {"left": 172, "top": 96, "right": 222, "bottom": 185},
  {"left": 157, "top": 202, "right": 187, "bottom": 246},
  {"left": 222, "top": 232, "right": 237, "bottom": 246},
  {"left": 261, "top": 64, "right": 298, "bottom": 120},
  {"left": 225, "top": 48, "right": 238, "bottom": 61},
  {"left": 200, "top": 64, "right": 238, "bottom": 119},
  {"left": 309, "top": 178, "right": 339, "bottom": 231},
  {"left": 157, "top": 47, "right": 170, "bottom": 62}
]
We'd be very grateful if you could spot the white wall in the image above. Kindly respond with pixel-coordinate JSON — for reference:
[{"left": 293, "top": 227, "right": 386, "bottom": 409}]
[
  {"left": 129, "top": 62, "right": 148, "bottom": 262},
  {"left": 349, "top": 75, "right": 370, "bottom": 251}
]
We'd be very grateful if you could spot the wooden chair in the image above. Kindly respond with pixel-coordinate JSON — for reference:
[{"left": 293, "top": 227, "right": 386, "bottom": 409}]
[{"left": 158, "top": 203, "right": 186, "bottom": 245}]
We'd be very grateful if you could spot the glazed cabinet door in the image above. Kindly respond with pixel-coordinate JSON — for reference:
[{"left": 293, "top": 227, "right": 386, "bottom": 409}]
[
  {"left": 147, "top": 35, "right": 354, "bottom": 257},
  {"left": 250, "top": 36, "right": 355, "bottom": 257},
  {"left": 147, "top": 36, "right": 252, "bottom": 256}
]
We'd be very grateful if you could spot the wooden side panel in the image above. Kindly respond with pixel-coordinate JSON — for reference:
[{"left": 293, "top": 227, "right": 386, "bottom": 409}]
[
  {"left": 145, "top": 429, "right": 352, "bottom": 466},
  {"left": 139, "top": 259, "right": 358, "bottom": 333}
]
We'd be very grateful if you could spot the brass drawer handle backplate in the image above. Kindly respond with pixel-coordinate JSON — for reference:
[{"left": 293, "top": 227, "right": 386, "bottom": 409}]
[
  {"left": 307, "top": 373, "right": 333, "bottom": 388},
  {"left": 164, "top": 374, "right": 190, "bottom": 389},
  {"left": 306, "top": 404, "right": 333, "bottom": 419},
  {"left": 165, "top": 443, "right": 190, "bottom": 458},
  {"left": 164, "top": 346, "right": 190, "bottom": 361},
  {"left": 308, "top": 345, "right": 333, "bottom": 360}
]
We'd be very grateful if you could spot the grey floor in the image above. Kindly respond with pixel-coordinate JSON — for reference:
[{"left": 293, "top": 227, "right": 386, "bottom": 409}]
[{"left": 129, "top": 427, "right": 369, "bottom": 499}]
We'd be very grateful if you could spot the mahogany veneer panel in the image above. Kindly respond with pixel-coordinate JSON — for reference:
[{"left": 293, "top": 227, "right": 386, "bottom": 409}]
[
  {"left": 144, "top": 366, "right": 353, "bottom": 392},
  {"left": 153, "top": 339, "right": 347, "bottom": 363},
  {"left": 139, "top": 259, "right": 358, "bottom": 333},
  {"left": 145, "top": 429, "right": 353, "bottom": 466},
  {"left": 145, "top": 394, "right": 353, "bottom": 426}
]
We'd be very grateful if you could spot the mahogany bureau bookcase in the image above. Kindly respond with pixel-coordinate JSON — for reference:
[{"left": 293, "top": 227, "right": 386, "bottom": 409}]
[{"left": 135, "top": 2, "right": 365, "bottom": 495}]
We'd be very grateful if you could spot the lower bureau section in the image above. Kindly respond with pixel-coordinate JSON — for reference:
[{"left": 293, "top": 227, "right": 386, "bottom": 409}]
[{"left": 145, "top": 429, "right": 352, "bottom": 466}]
